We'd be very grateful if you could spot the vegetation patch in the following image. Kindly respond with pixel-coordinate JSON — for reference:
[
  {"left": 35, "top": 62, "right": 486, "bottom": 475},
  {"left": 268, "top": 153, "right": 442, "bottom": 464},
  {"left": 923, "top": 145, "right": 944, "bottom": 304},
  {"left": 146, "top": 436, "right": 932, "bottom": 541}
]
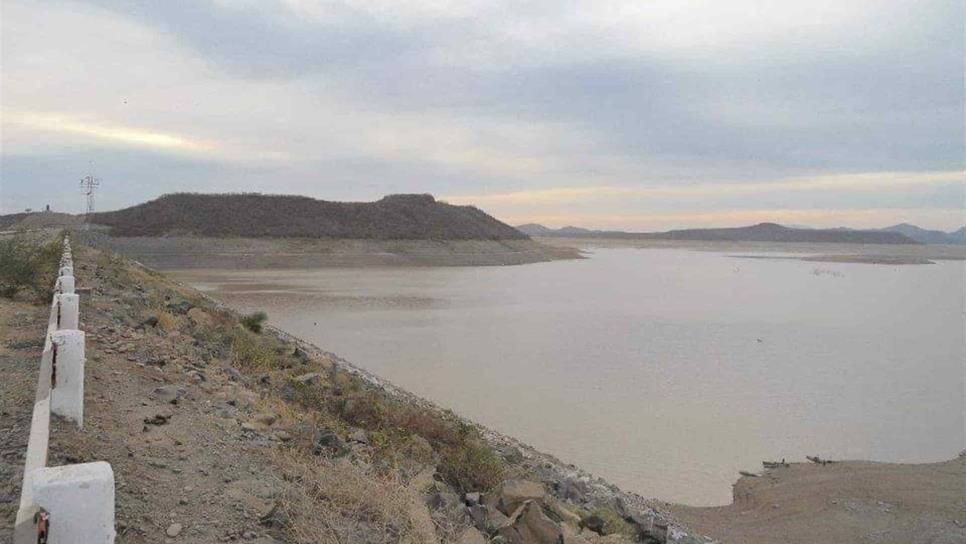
[{"left": 0, "top": 233, "right": 63, "bottom": 301}]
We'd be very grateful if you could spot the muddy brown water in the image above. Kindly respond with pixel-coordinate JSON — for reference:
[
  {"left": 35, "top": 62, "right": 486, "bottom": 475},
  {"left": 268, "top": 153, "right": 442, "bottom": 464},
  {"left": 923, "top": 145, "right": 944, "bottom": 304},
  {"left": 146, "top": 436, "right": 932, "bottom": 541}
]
[{"left": 168, "top": 247, "right": 966, "bottom": 506}]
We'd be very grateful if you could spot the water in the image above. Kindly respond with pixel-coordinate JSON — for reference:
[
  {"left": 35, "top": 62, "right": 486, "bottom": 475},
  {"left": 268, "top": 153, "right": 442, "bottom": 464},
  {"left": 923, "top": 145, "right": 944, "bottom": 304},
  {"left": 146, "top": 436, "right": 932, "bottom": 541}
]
[{"left": 170, "top": 248, "right": 966, "bottom": 506}]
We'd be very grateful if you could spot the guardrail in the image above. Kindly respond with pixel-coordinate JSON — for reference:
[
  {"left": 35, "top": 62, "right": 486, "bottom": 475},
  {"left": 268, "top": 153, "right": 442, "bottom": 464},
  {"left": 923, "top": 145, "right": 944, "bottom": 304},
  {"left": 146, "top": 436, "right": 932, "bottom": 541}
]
[{"left": 14, "top": 236, "right": 116, "bottom": 543}]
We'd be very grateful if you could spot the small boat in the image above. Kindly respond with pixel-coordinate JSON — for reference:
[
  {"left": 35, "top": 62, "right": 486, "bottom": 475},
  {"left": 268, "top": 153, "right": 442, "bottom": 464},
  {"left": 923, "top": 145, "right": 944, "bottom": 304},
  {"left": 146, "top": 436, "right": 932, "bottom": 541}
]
[
  {"left": 739, "top": 470, "right": 760, "bottom": 478},
  {"left": 807, "top": 455, "right": 835, "bottom": 465},
  {"left": 762, "top": 459, "right": 788, "bottom": 469}
]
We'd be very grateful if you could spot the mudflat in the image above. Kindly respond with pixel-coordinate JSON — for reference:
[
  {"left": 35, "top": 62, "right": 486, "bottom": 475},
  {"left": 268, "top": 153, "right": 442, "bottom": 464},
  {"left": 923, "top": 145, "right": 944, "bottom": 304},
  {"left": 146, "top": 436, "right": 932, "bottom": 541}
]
[
  {"left": 667, "top": 456, "right": 966, "bottom": 544},
  {"left": 536, "top": 236, "right": 966, "bottom": 264}
]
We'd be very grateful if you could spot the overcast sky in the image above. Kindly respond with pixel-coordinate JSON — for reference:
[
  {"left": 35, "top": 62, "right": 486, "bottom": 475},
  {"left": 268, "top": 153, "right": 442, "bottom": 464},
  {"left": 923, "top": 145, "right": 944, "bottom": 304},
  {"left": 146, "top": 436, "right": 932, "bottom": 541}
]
[{"left": 1, "top": 0, "right": 963, "bottom": 230}]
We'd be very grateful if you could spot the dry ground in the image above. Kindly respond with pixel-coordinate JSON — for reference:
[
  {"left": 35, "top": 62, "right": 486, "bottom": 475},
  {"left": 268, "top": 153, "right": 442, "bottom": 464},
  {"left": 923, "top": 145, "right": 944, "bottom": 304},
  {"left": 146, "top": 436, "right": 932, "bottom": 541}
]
[{"left": 667, "top": 458, "right": 966, "bottom": 544}]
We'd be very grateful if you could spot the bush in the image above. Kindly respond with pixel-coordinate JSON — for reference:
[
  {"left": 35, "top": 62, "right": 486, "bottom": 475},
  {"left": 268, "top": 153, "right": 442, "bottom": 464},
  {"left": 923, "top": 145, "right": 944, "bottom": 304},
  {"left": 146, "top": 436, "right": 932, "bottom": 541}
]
[
  {"left": 226, "top": 328, "right": 278, "bottom": 370},
  {"left": 241, "top": 311, "right": 268, "bottom": 333},
  {"left": 0, "top": 234, "right": 62, "bottom": 301},
  {"left": 439, "top": 439, "right": 505, "bottom": 492}
]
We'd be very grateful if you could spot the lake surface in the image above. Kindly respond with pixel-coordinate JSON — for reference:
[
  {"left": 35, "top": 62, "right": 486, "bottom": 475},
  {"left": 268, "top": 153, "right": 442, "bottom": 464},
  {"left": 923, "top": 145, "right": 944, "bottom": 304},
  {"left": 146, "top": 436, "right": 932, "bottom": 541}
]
[{"left": 170, "top": 248, "right": 966, "bottom": 506}]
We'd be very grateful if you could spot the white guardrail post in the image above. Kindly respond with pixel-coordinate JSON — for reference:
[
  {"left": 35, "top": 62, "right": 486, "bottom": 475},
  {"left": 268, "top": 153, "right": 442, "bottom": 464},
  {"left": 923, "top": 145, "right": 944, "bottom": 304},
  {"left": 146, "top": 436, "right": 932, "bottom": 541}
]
[{"left": 14, "top": 235, "right": 116, "bottom": 544}]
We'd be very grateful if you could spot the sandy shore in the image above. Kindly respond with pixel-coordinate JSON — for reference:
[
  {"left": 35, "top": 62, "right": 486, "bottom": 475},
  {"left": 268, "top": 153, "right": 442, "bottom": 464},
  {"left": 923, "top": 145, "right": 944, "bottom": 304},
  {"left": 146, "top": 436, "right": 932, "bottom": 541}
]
[{"left": 667, "top": 456, "right": 966, "bottom": 544}]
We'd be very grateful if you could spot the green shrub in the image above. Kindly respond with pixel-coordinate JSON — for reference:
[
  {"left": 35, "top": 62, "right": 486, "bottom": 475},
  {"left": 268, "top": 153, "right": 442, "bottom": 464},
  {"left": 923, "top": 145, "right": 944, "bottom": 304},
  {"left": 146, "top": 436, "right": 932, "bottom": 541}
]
[
  {"left": 0, "top": 234, "right": 61, "bottom": 301},
  {"left": 226, "top": 328, "right": 278, "bottom": 370},
  {"left": 241, "top": 310, "right": 268, "bottom": 333},
  {"left": 586, "top": 507, "right": 637, "bottom": 538},
  {"left": 439, "top": 439, "right": 505, "bottom": 492}
]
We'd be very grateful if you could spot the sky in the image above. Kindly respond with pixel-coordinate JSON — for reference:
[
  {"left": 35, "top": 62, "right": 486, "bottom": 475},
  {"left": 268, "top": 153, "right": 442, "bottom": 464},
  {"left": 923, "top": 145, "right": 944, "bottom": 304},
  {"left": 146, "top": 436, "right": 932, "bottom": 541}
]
[{"left": 1, "top": 0, "right": 964, "bottom": 231}]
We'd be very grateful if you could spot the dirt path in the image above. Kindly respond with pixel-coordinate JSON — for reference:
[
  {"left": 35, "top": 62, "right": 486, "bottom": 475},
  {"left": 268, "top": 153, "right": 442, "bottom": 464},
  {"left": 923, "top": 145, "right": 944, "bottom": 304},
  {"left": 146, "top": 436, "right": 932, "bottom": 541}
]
[
  {"left": 667, "top": 457, "right": 966, "bottom": 544},
  {"left": 0, "top": 301, "right": 47, "bottom": 542}
]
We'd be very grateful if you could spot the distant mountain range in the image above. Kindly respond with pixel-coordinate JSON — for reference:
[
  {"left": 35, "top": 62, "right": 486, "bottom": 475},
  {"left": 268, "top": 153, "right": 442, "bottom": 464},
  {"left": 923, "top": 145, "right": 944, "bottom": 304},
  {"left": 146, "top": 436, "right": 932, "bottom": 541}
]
[
  {"left": 517, "top": 222, "right": 966, "bottom": 245},
  {"left": 879, "top": 223, "right": 966, "bottom": 245}
]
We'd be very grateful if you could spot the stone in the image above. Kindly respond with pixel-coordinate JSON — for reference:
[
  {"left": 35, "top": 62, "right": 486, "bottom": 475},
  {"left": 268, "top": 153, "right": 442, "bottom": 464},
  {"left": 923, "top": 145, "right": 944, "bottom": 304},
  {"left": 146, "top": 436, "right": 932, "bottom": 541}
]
[
  {"left": 312, "top": 429, "right": 348, "bottom": 457},
  {"left": 166, "top": 522, "right": 183, "bottom": 537},
  {"left": 153, "top": 385, "right": 185, "bottom": 405},
  {"left": 546, "top": 499, "right": 581, "bottom": 526},
  {"left": 348, "top": 428, "right": 369, "bottom": 444},
  {"left": 465, "top": 492, "right": 481, "bottom": 506},
  {"left": 469, "top": 504, "right": 511, "bottom": 534},
  {"left": 426, "top": 482, "right": 462, "bottom": 512},
  {"left": 496, "top": 500, "right": 563, "bottom": 544},
  {"left": 458, "top": 527, "right": 488, "bottom": 544},
  {"left": 498, "top": 479, "right": 546, "bottom": 514},
  {"left": 144, "top": 411, "right": 173, "bottom": 425},
  {"left": 166, "top": 300, "right": 193, "bottom": 315},
  {"left": 293, "top": 372, "right": 322, "bottom": 386},
  {"left": 139, "top": 316, "right": 159, "bottom": 328}
]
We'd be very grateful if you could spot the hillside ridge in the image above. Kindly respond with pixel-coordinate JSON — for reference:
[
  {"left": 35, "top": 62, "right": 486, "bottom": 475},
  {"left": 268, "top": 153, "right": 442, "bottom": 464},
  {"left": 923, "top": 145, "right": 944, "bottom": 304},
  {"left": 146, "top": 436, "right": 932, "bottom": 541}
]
[{"left": 89, "top": 193, "right": 528, "bottom": 240}]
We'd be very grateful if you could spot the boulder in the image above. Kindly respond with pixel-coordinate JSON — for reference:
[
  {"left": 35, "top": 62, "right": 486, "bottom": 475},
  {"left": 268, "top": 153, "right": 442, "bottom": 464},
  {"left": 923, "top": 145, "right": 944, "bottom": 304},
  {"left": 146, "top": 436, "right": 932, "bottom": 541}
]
[
  {"left": 458, "top": 527, "right": 488, "bottom": 544},
  {"left": 546, "top": 499, "right": 582, "bottom": 526},
  {"left": 425, "top": 482, "right": 463, "bottom": 512},
  {"left": 498, "top": 480, "right": 546, "bottom": 514},
  {"left": 469, "top": 504, "right": 511, "bottom": 534},
  {"left": 496, "top": 500, "right": 563, "bottom": 544}
]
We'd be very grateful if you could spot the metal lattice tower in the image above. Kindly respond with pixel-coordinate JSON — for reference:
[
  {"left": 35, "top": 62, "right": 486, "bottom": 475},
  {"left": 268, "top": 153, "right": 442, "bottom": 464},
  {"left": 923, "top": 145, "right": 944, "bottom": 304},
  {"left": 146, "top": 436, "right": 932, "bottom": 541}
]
[{"left": 80, "top": 175, "right": 100, "bottom": 218}]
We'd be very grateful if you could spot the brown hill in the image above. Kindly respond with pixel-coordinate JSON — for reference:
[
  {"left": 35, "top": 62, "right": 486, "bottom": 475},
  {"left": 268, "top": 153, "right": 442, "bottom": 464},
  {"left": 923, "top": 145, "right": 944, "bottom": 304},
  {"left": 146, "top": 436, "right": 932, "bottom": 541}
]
[{"left": 90, "top": 193, "right": 528, "bottom": 240}]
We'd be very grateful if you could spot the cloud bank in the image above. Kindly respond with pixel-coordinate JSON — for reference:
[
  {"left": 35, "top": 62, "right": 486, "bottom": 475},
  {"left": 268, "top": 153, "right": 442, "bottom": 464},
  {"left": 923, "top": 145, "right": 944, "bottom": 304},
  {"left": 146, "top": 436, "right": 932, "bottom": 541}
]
[{"left": 1, "top": 0, "right": 963, "bottom": 229}]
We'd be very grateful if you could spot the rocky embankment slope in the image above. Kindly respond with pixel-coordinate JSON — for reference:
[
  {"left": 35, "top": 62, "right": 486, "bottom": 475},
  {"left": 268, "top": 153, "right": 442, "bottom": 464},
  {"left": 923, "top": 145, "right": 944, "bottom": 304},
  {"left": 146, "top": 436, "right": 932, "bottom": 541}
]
[{"left": 1, "top": 241, "right": 706, "bottom": 544}]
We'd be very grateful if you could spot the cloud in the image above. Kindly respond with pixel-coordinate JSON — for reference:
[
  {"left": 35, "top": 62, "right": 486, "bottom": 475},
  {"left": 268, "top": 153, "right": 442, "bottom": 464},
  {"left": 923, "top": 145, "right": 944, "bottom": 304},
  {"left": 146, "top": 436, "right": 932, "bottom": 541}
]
[
  {"left": 444, "top": 170, "right": 966, "bottom": 205},
  {"left": 5, "top": 110, "right": 216, "bottom": 152},
  {"left": 1, "top": 0, "right": 963, "bottom": 228}
]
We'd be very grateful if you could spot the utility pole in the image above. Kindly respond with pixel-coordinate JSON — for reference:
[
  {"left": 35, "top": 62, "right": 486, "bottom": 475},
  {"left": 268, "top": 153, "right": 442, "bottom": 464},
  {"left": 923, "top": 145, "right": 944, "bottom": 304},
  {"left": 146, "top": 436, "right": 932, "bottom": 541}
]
[{"left": 80, "top": 174, "right": 100, "bottom": 228}]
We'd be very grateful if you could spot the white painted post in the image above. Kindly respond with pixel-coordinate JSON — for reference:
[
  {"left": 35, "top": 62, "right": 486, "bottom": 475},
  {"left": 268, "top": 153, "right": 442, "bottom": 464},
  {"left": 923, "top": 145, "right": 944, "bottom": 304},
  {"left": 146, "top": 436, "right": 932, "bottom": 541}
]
[
  {"left": 55, "top": 294, "right": 79, "bottom": 330},
  {"left": 28, "top": 462, "right": 116, "bottom": 544},
  {"left": 57, "top": 275, "right": 75, "bottom": 294},
  {"left": 49, "top": 330, "right": 85, "bottom": 427}
]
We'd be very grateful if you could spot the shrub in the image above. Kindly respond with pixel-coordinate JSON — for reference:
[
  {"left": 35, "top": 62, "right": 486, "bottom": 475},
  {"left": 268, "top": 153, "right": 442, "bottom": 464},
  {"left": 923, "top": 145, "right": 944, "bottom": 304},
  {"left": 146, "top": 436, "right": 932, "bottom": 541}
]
[
  {"left": 226, "top": 328, "right": 278, "bottom": 370},
  {"left": 438, "top": 439, "right": 505, "bottom": 493},
  {"left": 241, "top": 311, "right": 268, "bottom": 333},
  {"left": 0, "top": 234, "right": 62, "bottom": 301},
  {"left": 586, "top": 507, "right": 637, "bottom": 538}
]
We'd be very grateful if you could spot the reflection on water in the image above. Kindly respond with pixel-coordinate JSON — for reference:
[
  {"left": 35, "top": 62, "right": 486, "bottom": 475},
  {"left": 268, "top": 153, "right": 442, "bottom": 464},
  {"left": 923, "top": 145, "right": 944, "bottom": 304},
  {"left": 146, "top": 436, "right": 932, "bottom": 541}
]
[{"left": 170, "top": 248, "right": 966, "bottom": 506}]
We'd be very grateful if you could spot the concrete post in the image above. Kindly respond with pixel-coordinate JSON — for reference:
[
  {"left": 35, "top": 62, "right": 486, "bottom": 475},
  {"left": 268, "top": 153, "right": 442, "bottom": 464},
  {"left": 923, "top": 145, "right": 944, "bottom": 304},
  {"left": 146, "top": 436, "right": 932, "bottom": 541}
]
[
  {"left": 57, "top": 275, "right": 75, "bottom": 295},
  {"left": 55, "top": 294, "right": 79, "bottom": 330},
  {"left": 26, "top": 462, "right": 116, "bottom": 544},
  {"left": 49, "top": 330, "right": 84, "bottom": 427}
]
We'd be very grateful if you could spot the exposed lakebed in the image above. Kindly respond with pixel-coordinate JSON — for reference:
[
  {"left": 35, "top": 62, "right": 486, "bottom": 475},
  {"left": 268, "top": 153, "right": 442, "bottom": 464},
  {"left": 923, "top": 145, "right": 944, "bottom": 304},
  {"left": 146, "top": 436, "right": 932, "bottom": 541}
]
[{"left": 169, "top": 247, "right": 965, "bottom": 506}]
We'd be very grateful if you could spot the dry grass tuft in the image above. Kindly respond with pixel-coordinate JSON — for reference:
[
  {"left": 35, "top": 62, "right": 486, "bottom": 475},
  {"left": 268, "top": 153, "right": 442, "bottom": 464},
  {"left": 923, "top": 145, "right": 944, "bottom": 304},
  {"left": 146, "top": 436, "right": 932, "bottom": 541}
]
[{"left": 271, "top": 451, "right": 439, "bottom": 544}]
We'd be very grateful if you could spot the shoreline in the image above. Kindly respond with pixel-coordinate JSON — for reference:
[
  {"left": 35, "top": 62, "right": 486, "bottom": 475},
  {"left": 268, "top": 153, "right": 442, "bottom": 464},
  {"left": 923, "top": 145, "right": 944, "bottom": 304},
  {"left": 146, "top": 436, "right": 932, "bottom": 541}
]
[{"left": 80, "top": 233, "right": 585, "bottom": 269}]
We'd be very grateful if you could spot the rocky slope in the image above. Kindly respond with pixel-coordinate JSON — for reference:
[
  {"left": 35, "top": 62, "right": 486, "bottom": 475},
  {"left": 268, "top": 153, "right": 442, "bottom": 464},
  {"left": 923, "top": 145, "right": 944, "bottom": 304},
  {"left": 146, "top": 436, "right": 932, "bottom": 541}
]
[{"left": 1, "top": 240, "right": 707, "bottom": 544}]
